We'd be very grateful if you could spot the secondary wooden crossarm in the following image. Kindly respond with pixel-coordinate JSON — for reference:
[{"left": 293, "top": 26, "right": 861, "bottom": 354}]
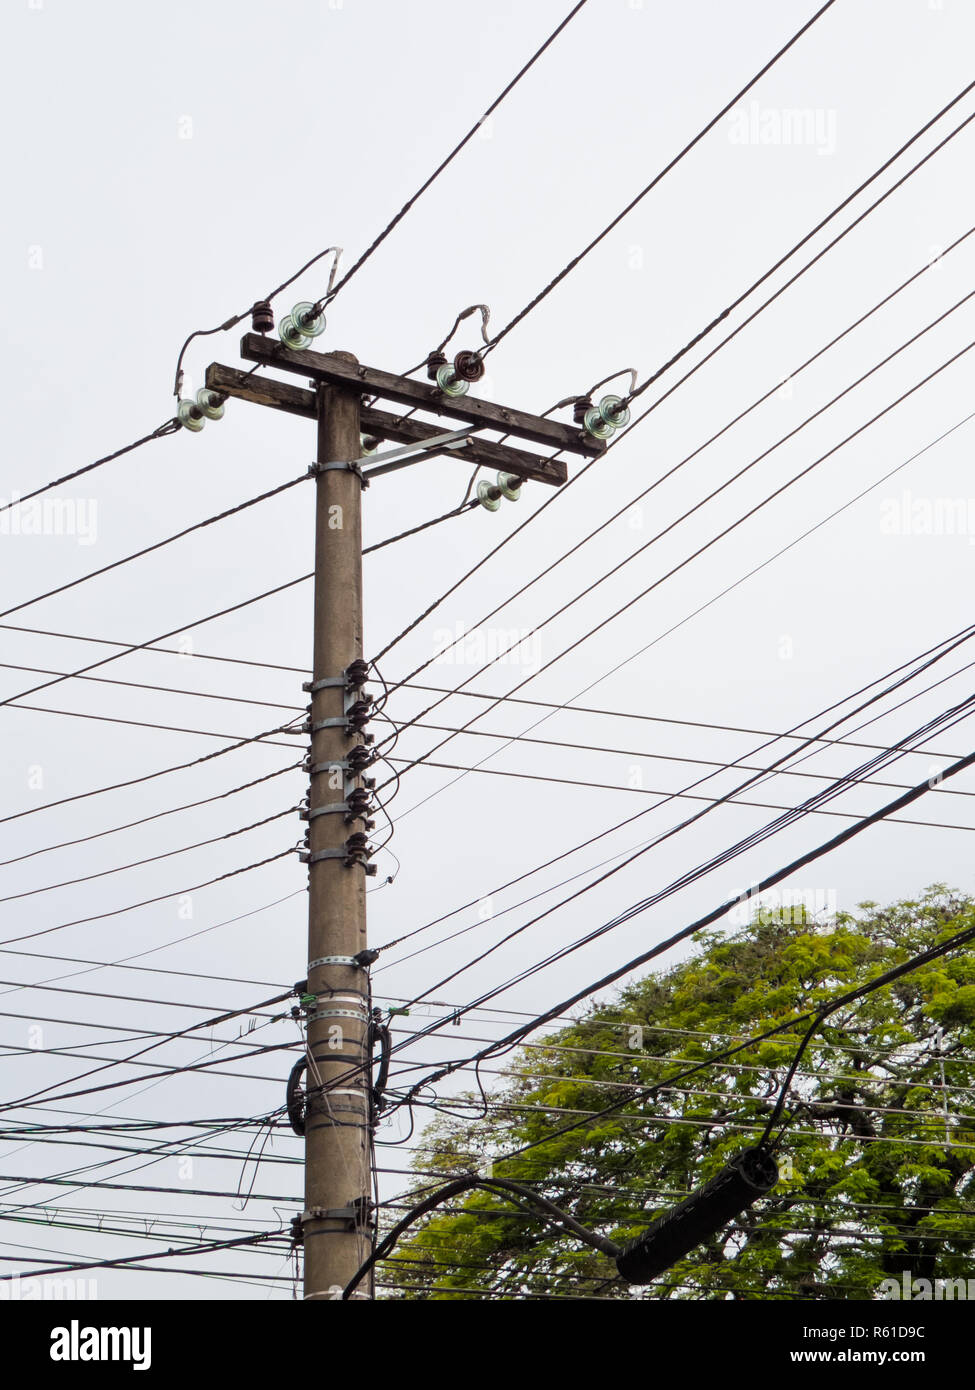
[
  {"left": 205, "top": 362, "right": 569, "bottom": 486},
  {"left": 238, "top": 333, "right": 604, "bottom": 458}
]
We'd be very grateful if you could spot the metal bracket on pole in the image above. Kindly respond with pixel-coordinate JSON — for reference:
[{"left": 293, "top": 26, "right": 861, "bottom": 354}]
[
  {"left": 303, "top": 660, "right": 370, "bottom": 697},
  {"left": 304, "top": 676, "right": 348, "bottom": 693},
  {"left": 306, "top": 756, "right": 375, "bottom": 777},
  {"left": 300, "top": 846, "right": 378, "bottom": 875},
  {"left": 300, "top": 1204, "right": 370, "bottom": 1231},
  {"left": 308, "top": 458, "right": 370, "bottom": 488},
  {"left": 305, "top": 950, "right": 380, "bottom": 974},
  {"left": 361, "top": 425, "right": 480, "bottom": 479},
  {"left": 311, "top": 1008, "right": 370, "bottom": 1024}
]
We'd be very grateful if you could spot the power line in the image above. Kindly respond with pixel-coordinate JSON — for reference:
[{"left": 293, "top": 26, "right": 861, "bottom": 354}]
[
  {"left": 0, "top": 620, "right": 307, "bottom": 676},
  {"left": 0, "top": 762, "right": 301, "bottom": 871},
  {"left": 622, "top": 86, "right": 975, "bottom": 407},
  {"left": 323, "top": 0, "right": 593, "bottom": 308},
  {"left": 384, "top": 756, "right": 975, "bottom": 834},
  {"left": 0, "top": 717, "right": 302, "bottom": 830},
  {"left": 372, "top": 100, "right": 975, "bottom": 676},
  {"left": 389, "top": 679, "right": 967, "bottom": 763},
  {"left": 0, "top": 937, "right": 287, "bottom": 995},
  {"left": 0, "top": 805, "right": 296, "bottom": 905},
  {"left": 0, "top": 1035, "right": 295, "bottom": 1119},
  {"left": 0, "top": 1228, "right": 288, "bottom": 1282},
  {"left": 363, "top": 499, "right": 479, "bottom": 554},
  {"left": 483, "top": 0, "right": 839, "bottom": 354},
  {"left": 0, "top": 572, "right": 317, "bottom": 715},
  {"left": 376, "top": 623, "right": 975, "bottom": 961},
  {"left": 383, "top": 220, "right": 975, "bottom": 699},
  {"left": 0, "top": 847, "right": 295, "bottom": 948},
  {"left": 392, "top": 709, "right": 975, "bottom": 798},
  {"left": 0, "top": 474, "right": 308, "bottom": 622},
  {"left": 170, "top": 0, "right": 591, "bottom": 403},
  {"left": 302, "top": 671, "right": 975, "bottom": 1118},
  {"left": 5, "top": 699, "right": 304, "bottom": 747},
  {"left": 403, "top": 740, "right": 975, "bottom": 1103},
  {"left": 394, "top": 692, "right": 975, "bottom": 1052},
  {"left": 377, "top": 331, "right": 975, "bottom": 798},
  {"left": 0, "top": 890, "right": 302, "bottom": 1004},
  {"left": 0, "top": 418, "right": 179, "bottom": 519},
  {"left": 0, "top": 661, "right": 301, "bottom": 713}
]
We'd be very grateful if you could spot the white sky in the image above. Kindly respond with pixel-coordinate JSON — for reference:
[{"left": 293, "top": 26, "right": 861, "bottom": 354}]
[{"left": 1, "top": 0, "right": 974, "bottom": 1299}]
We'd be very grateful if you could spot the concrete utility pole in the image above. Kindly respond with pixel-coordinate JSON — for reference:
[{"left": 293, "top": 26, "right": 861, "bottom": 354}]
[
  {"left": 206, "top": 325, "right": 608, "bottom": 1303},
  {"left": 301, "top": 362, "right": 373, "bottom": 1300}
]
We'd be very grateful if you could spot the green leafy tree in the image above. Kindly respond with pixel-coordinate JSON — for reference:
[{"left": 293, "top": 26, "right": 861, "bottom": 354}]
[{"left": 384, "top": 887, "right": 975, "bottom": 1299}]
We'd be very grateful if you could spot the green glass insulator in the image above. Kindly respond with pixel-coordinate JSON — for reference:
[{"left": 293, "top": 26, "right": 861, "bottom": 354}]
[
  {"left": 292, "top": 301, "right": 326, "bottom": 338},
  {"left": 279, "top": 315, "right": 310, "bottom": 351},
  {"left": 435, "top": 363, "right": 469, "bottom": 398},
  {"left": 599, "top": 394, "right": 630, "bottom": 429},
  {"left": 476, "top": 480, "right": 501, "bottom": 511},
  {"left": 583, "top": 406, "right": 614, "bottom": 440},
  {"left": 196, "top": 387, "right": 225, "bottom": 421},
  {"left": 177, "top": 398, "right": 205, "bottom": 432}
]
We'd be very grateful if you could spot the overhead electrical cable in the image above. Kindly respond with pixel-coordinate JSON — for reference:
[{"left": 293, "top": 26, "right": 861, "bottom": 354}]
[
  {"left": 0, "top": 848, "right": 295, "bottom": 948},
  {"left": 171, "top": 0, "right": 592, "bottom": 393},
  {"left": 0, "top": 723, "right": 300, "bottom": 827},
  {"left": 0, "top": 419, "right": 179, "bottom": 520},
  {"left": 368, "top": 666, "right": 975, "bottom": 1082},
  {"left": 0, "top": 475, "right": 309, "bottom": 622},
  {"left": 482, "top": 0, "right": 839, "bottom": 355},
  {"left": 317, "top": 0, "right": 593, "bottom": 306},
  {"left": 0, "top": 763, "right": 302, "bottom": 871},
  {"left": 372, "top": 97, "right": 975, "bottom": 673},
  {"left": 376, "top": 619, "right": 975, "bottom": 960},
  {"left": 376, "top": 332, "right": 975, "bottom": 796},
  {"left": 394, "top": 692, "right": 975, "bottom": 1049},
  {"left": 401, "top": 740, "right": 975, "bottom": 1102},
  {"left": 0, "top": 806, "right": 297, "bottom": 905}
]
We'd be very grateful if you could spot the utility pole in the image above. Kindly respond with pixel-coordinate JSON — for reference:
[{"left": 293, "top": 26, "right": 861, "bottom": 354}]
[
  {"left": 301, "top": 360, "right": 374, "bottom": 1300},
  {"left": 205, "top": 321, "right": 609, "bottom": 1303}
]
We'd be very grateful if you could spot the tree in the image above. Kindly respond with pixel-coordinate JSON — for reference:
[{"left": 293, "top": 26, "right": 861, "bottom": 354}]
[{"left": 383, "top": 887, "right": 975, "bottom": 1299}]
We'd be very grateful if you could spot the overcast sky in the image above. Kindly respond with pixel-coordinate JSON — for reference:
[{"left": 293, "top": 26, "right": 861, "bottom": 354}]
[{"left": 2, "top": 0, "right": 974, "bottom": 1299}]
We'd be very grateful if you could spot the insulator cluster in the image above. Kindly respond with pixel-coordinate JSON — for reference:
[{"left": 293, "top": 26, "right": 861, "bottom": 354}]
[
  {"left": 297, "top": 660, "right": 380, "bottom": 876},
  {"left": 426, "top": 348, "right": 486, "bottom": 398},
  {"left": 575, "top": 392, "right": 630, "bottom": 440},
  {"left": 177, "top": 387, "right": 227, "bottom": 433},
  {"left": 477, "top": 470, "right": 523, "bottom": 512}
]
